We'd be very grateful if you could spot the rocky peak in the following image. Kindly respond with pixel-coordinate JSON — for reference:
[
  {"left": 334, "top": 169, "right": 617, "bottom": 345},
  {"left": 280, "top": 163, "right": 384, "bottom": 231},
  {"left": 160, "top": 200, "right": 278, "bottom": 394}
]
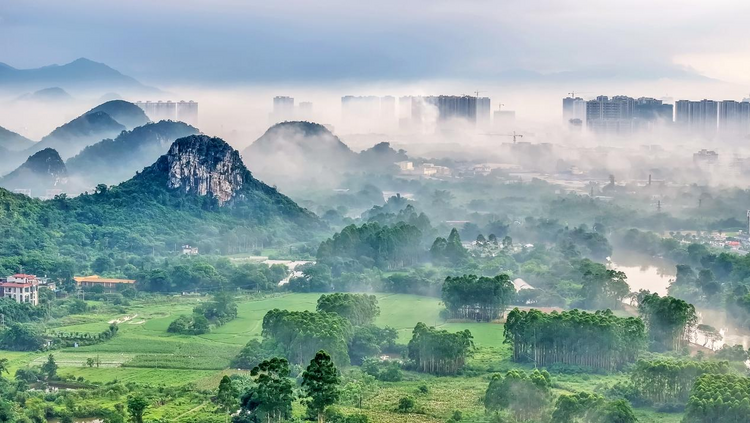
[
  {"left": 165, "top": 135, "right": 246, "bottom": 205},
  {"left": 21, "top": 148, "right": 68, "bottom": 181}
]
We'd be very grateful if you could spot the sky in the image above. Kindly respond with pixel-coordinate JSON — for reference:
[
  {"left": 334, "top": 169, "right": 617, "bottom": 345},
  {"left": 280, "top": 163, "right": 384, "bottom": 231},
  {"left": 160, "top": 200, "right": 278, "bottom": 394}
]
[{"left": 3, "top": 0, "right": 750, "bottom": 86}]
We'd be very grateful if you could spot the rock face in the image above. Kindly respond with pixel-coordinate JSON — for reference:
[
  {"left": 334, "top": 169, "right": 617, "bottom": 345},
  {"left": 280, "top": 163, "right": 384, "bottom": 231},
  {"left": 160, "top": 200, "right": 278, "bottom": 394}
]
[{"left": 165, "top": 135, "right": 246, "bottom": 205}]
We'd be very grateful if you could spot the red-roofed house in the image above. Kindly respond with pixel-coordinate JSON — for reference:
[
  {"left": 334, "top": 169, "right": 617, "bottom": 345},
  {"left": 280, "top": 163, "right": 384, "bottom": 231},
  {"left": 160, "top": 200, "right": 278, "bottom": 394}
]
[{"left": 1, "top": 274, "right": 39, "bottom": 305}]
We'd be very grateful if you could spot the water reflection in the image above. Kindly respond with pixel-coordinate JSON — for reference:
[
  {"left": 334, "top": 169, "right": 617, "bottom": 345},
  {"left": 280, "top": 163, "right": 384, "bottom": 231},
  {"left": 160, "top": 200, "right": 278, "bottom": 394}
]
[
  {"left": 609, "top": 250, "right": 675, "bottom": 296},
  {"left": 610, "top": 250, "right": 750, "bottom": 351}
]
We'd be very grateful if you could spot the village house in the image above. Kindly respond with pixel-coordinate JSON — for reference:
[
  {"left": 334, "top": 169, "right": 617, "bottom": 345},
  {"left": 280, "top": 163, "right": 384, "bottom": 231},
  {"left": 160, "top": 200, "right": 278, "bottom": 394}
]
[
  {"left": 74, "top": 275, "right": 136, "bottom": 292},
  {"left": 0, "top": 274, "right": 40, "bottom": 305}
]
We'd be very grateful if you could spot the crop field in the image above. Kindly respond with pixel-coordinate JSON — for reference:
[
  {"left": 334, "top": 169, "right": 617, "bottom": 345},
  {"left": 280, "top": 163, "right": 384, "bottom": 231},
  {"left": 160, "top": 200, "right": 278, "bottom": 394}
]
[
  {"left": 0, "top": 293, "right": 685, "bottom": 422},
  {"left": 6, "top": 293, "right": 476, "bottom": 388}
]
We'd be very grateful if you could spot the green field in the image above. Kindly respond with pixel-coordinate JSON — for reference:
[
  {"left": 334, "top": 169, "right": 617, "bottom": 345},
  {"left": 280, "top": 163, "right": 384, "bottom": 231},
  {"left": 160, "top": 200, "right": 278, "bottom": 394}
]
[{"left": 0, "top": 293, "right": 682, "bottom": 422}]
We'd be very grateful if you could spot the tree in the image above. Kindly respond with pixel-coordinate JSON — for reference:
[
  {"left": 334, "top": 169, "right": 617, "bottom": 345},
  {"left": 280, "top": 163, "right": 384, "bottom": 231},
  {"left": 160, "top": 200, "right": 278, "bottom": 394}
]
[
  {"left": 86, "top": 357, "right": 95, "bottom": 368},
  {"left": 241, "top": 357, "right": 294, "bottom": 422},
  {"left": 302, "top": 350, "right": 341, "bottom": 423},
  {"left": 127, "top": 394, "right": 149, "bottom": 423},
  {"left": 484, "top": 369, "right": 552, "bottom": 421},
  {"left": 0, "top": 358, "right": 8, "bottom": 378},
  {"left": 41, "top": 354, "right": 58, "bottom": 380},
  {"left": 396, "top": 397, "right": 415, "bottom": 413},
  {"left": 502, "top": 236, "right": 512, "bottom": 249},
  {"left": 316, "top": 293, "right": 380, "bottom": 326},
  {"left": 216, "top": 375, "right": 238, "bottom": 423}
]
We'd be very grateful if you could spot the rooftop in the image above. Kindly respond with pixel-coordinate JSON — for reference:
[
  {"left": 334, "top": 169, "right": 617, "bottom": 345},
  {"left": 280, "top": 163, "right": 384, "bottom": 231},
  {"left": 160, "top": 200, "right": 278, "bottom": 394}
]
[{"left": 74, "top": 275, "right": 136, "bottom": 284}]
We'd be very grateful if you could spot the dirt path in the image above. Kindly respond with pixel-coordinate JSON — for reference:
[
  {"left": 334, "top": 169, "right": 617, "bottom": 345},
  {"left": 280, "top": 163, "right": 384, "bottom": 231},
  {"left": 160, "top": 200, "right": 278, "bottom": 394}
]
[
  {"left": 108, "top": 314, "right": 137, "bottom": 324},
  {"left": 174, "top": 401, "right": 209, "bottom": 421}
]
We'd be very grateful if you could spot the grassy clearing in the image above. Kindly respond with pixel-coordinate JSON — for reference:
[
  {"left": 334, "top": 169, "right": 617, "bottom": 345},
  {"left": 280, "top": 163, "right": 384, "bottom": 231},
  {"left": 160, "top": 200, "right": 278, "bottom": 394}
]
[{"left": 1, "top": 293, "right": 688, "bottom": 421}]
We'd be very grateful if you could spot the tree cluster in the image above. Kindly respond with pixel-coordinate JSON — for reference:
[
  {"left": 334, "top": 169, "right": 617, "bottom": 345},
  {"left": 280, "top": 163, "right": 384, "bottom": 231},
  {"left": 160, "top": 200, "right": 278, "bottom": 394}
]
[
  {"left": 637, "top": 292, "right": 697, "bottom": 351},
  {"left": 262, "top": 309, "right": 352, "bottom": 366},
  {"left": 317, "top": 222, "right": 423, "bottom": 270},
  {"left": 504, "top": 308, "right": 646, "bottom": 371},
  {"left": 441, "top": 274, "right": 516, "bottom": 321},
  {"left": 684, "top": 374, "right": 750, "bottom": 423},
  {"left": 407, "top": 322, "right": 473, "bottom": 375},
  {"left": 484, "top": 369, "right": 552, "bottom": 421},
  {"left": 316, "top": 293, "right": 380, "bottom": 326}
]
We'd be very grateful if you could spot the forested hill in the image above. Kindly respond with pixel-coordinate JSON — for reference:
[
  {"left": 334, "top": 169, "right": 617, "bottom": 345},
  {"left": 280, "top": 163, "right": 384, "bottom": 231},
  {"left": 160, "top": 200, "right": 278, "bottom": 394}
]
[
  {"left": 0, "top": 148, "right": 68, "bottom": 193},
  {"left": 66, "top": 120, "right": 199, "bottom": 186},
  {"left": 0, "top": 125, "right": 35, "bottom": 151},
  {"left": 26, "top": 111, "right": 125, "bottom": 159},
  {"left": 85, "top": 100, "right": 150, "bottom": 130},
  {"left": 0, "top": 135, "right": 323, "bottom": 277}
]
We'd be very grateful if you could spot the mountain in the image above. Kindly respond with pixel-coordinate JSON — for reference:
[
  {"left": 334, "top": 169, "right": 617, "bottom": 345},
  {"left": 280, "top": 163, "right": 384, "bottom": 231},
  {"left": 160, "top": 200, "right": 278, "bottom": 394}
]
[
  {"left": 67, "top": 120, "right": 199, "bottom": 186},
  {"left": 246, "top": 121, "right": 355, "bottom": 160},
  {"left": 28, "top": 111, "right": 126, "bottom": 159},
  {"left": 85, "top": 100, "right": 150, "bottom": 130},
  {"left": 0, "top": 134, "right": 322, "bottom": 266},
  {"left": 0, "top": 58, "right": 156, "bottom": 93},
  {"left": 357, "top": 142, "right": 409, "bottom": 169},
  {"left": 0, "top": 148, "right": 68, "bottom": 195},
  {"left": 131, "top": 135, "right": 318, "bottom": 220},
  {"left": 16, "top": 87, "right": 73, "bottom": 103},
  {"left": 0, "top": 126, "right": 35, "bottom": 151},
  {"left": 243, "top": 121, "right": 357, "bottom": 189}
]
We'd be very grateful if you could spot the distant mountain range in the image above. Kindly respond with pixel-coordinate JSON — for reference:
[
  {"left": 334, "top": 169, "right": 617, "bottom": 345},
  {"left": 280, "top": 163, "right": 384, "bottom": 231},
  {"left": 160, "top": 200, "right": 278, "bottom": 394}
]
[
  {"left": 15, "top": 87, "right": 73, "bottom": 102},
  {"left": 0, "top": 100, "right": 201, "bottom": 191},
  {"left": 28, "top": 111, "right": 126, "bottom": 159},
  {"left": 67, "top": 120, "right": 199, "bottom": 186},
  {"left": 0, "top": 126, "right": 35, "bottom": 151},
  {"left": 0, "top": 58, "right": 158, "bottom": 94}
]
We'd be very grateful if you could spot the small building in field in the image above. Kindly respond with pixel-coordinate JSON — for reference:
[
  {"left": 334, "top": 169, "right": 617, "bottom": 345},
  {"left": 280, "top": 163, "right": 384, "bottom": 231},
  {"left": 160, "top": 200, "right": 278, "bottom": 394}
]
[
  {"left": 1, "top": 274, "right": 40, "bottom": 305},
  {"left": 181, "top": 245, "right": 199, "bottom": 255},
  {"left": 74, "top": 275, "right": 136, "bottom": 292}
]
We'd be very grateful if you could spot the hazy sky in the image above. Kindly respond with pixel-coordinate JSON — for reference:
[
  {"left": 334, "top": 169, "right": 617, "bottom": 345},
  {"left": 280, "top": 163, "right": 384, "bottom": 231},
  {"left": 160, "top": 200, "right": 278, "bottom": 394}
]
[{"left": 2, "top": 0, "right": 750, "bottom": 85}]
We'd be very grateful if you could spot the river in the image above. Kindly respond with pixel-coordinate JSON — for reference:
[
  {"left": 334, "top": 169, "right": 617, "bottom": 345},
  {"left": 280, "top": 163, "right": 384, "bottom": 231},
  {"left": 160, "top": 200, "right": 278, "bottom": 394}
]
[{"left": 609, "top": 250, "right": 750, "bottom": 350}]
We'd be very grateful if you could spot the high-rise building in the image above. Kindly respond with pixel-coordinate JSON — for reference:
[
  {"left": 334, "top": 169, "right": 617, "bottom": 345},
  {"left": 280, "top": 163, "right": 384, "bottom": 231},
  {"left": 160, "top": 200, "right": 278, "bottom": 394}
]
[
  {"left": 423, "top": 95, "right": 477, "bottom": 124},
  {"left": 563, "top": 96, "right": 586, "bottom": 124},
  {"left": 380, "top": 96, "right": 396, "bottom": 119},
  {"left": 675, "top": 99, "right": 718, "bottom": 135},
  {"left": 176, "top": 100, "right": 198, "bottom": 125},
  {"left": 136, "top": 101, "right": 178, "bottom": 121},
  {"left": 476, "top": 97, "right": 491, "bottom": 128},
  {"left": 585, "top": 96, "right": 635, "bottom": 134},
  {"left": 341, "top": 96, "right": 382, "bottom": 132},
  {"left": 719, "top": 100, "right": 750, "bottom": 135},
  {"left": 634, "top": 97, "right": 673, "bottom": 121},
  {"left": 271, "top": 96, "right": 295, "bottom": 123}
]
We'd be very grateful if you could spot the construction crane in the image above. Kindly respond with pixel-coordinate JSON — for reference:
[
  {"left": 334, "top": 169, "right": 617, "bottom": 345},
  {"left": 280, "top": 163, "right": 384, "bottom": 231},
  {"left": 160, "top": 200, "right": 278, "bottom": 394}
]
[
  {"left": 474, "top": 90, "right": 482, "bottom": 98},
  {"left": 568, "top": 91, "right": 591, "bottom": 98}
]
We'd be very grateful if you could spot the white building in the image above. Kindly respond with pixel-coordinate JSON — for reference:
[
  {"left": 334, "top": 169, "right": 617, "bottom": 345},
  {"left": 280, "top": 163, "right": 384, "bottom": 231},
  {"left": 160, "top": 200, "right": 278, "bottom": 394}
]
[{"left": 1, "top": 274, "right": 40, "bottom": 306}]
